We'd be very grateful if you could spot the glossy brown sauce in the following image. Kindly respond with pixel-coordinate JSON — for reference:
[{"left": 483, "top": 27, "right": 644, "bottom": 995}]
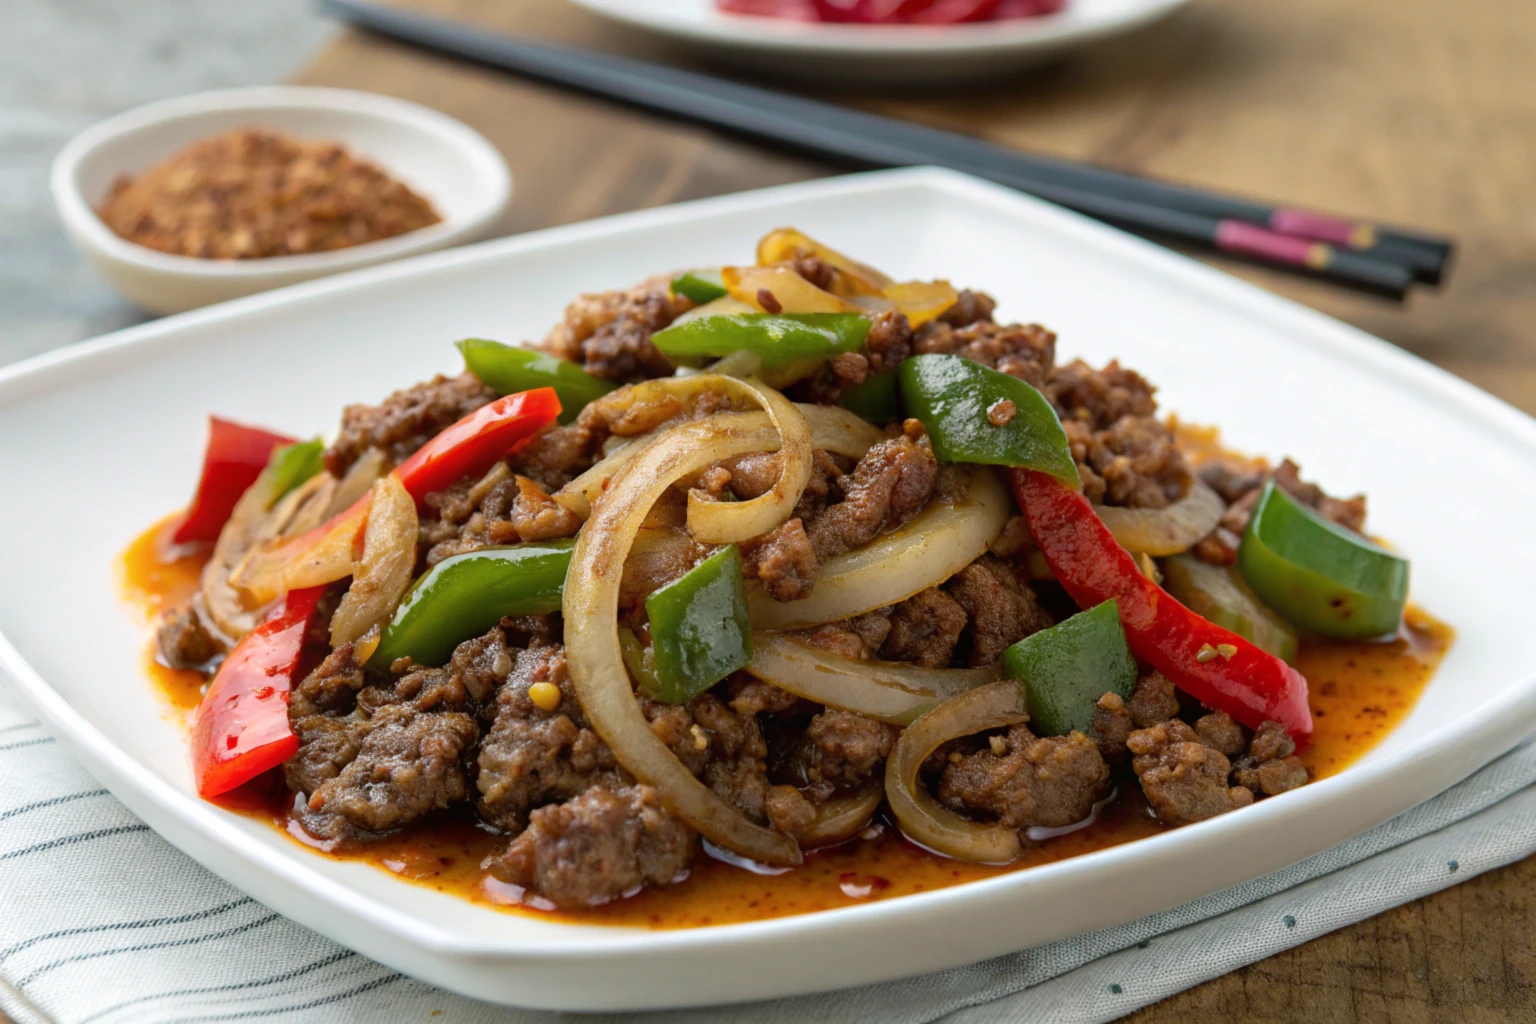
[{"left": 121, "top": 509, "right": 1454, "bottom": 929}]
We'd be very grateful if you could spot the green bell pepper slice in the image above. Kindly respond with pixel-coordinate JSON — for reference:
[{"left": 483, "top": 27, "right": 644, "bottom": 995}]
[
  {"left": 1238, "top": 481, "right": 1409, "bottom": 639},
  {"left": 839, "top": 367, "right": 902, "bottom": 423},
  {"left": 670, "top": 268, "right": 728, "bottom": 304},
  {"left": 642, "top": 544, "right": 753, "bottom": 705},
  {"left": 1001, "top": 599, "right": 1137, "bottom": 737},
  {"left": 897, "top": 354, "right": 1081, "bottom": 488},
  {"left": 267, "top": 438, "right": 325, "bottom": 500},
  {"left": 1163, "top": 553, "right": 1299, "bottom": 664},
  {"left": 457, "top": 338, "right": 614, "bottom": 423},
  {"left": 370, "top": 541, "right": 574, "bottom": 669},
  {"left": 650, "top": 313, "right": 870, "bottom": 370}
]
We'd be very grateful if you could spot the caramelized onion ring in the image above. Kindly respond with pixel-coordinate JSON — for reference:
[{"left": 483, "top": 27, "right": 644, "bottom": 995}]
[
  {"left": 748, "top": 467, "right": 1011, "bottom": 630},
  {"left": 884, "top": 681, "right": 1030, "bottom": 864},
  {"left": 685, "top": 377, "right": 812, "bottom": 545},
  {"left": 801, "top": 780, "right": 884, "bottom": 848},
  {"left": 744, "top": 634, "right": 1000, "bottom": 726},
  {"left": 564, "top": 416, "right": 803, "bottom": 866},
  {"left": 1094, "top": 479, "right": 1224, "bottom": 556},
  {"left": 330, "top": 475, "right": 417, "bottom": 646}
]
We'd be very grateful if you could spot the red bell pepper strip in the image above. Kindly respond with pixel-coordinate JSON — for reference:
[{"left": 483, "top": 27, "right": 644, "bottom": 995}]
[
  {"left": 190, "top": 586, "right": 324, "bottom": 798},
  {"left": 1012, "top": 469, "right": 1313, "bottom": 746},
  {"left": 172, "top": 417, "right": 297, "bottom": 544},
  {"left": 391, "top": 387, "right": 562, "bottom": 502}
]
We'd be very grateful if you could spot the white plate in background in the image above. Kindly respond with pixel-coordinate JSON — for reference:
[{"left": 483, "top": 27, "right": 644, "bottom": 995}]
[
  {"left": 566, "top": 0, "right": 1190, "bottom": 85},
  {"left": 2, "top": 168, "right": 1534, "bottom": 1011}
]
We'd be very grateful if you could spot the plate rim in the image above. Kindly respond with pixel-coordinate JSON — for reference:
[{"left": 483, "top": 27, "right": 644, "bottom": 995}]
[{"left": 2, "top": 165, "right": 1535, "bottom": 979}]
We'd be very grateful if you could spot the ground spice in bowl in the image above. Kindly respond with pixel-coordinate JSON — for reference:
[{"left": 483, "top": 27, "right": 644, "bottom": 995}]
[{"left": 97, "top": 127, "right": 442, "bottom": 259}]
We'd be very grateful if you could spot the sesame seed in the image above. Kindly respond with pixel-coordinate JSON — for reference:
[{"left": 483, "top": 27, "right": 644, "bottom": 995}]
[
  {"left": 690, "top": 724, "right": 710, "bottom": 751},
  {"left": 1196, "top": 643, "right": 1219, "bottom": 664},
  {"left": 1216, "top": 643, "right": 1238, "bottom": 658},
  {"left": 528, "top": 681, "right": 562, "bottom": 712}
]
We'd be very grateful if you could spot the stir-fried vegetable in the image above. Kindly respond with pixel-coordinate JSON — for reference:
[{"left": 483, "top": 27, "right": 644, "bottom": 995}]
[
  {"left": 839, "top": 367, "right": 901, "bottom": 423},
  {"left": 190, "top": 585, "right": 324, "bottom": 797},
  {"left": 1238, "top": 481, "right": 1409, "bottom": 639},
  {"left": 173, "top": 417, "right": 301, "bottom": 544},
  {"left": 370, "top": 541, "right": 574, "bottom": 669},
  {"left": 748, "top": 466, "right": 1011, "bottom": 629},
  {"left": 881, "top": 280, "right": 959, "bottom": 327},
  {"left": 651, "top": 313, "right": 870, "bottom": 370},
  {"left": 1162, "top": 554, "right": 1299, "bottom": 664},
  {"left": 563, "top": 414, "right": 803, "bottom": 866},
  {"left": 756, "top": 227, "right": 891, "bottom": 295},
  {"left": 899, "top": 354, "right": 1081, "bottom": 487},
  {"left": 744, "top": 634, "right": 1000, "bottom": 725},
  {"left": 457, "top": 339, "right": 614, "bottom": 422},
  {"left": 1013, "top": 468, "right": 1313, "bottom": 746},
  {"left": 1095, "top": 480, "right": 1225, "bottom": 556},
  {"left": 643, "top": 545, "right": 753, "bottom": 705},
  {"left": 329, "top": 474, "right": 418, "bottom": 647},
  {"left": 723, "top": 264, "right": 860, "bottom": 314},
  {"left": 885, "top": 681, "right": 1030, "bottom": 863},
  {"left": 1002, "top": 600, "right": 1136, "bottom": 737},
  {"left": 670, "top": 268, "right": 728, "bottom": 304},
  {"left": 801, "top": 780, "right": 884, "bottom": 847}
]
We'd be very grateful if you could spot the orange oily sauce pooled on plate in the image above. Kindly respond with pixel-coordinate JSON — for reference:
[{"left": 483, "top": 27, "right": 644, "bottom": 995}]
[{"left": 119, "top": 515, "right": 1453, "bottom": 930}]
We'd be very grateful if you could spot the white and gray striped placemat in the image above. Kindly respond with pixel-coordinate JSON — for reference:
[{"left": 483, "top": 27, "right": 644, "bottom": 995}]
[{"left": 3, "top": 683, "right": 1534, "bottom": 1024}]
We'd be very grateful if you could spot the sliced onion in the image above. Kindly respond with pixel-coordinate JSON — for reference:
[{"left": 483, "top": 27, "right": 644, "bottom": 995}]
[
  {"left": 686, "top": 379, "right": 811, "bottom": 544},
  {"left": 744, "top": 634, "right": 1000, "bottom": 726},
  {"left": 556, "top": 404, "right": 883, "bottom": 521},
  {"left": 723, "top": 264, "right": 859, "bottom": 313},
  {"left": 199, "top": 470, "right": 289, "bottom": 640},
  {"left": 330, "top": 475, "right": 418, "bottom": 646},
  {"left": 884, "top": 681, "right": 1030, "bottom": 864},
  {"left": 749, "top": 467, "right": 1011, "bottom": 629},
  {"left": 801, "top": 780, "right": 884, "bottom": 848},
  {"left": 326, "top": 447, "right": 386, "bottom": 518},
  {"left": 1094, "top": 479, "right": 1224, "bottom": 557},
  {"left": 563, "top": 416, "right": 803, "bottom": 866},
  {"left": 882, "top": 280, "right": 958, "bottom": 327},
  {"left": 755, "top": 228, "right": 893, "bottom": 295}
]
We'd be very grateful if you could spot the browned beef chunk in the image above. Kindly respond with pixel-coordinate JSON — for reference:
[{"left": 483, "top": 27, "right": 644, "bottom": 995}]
[
  {"left": 764, "top": 784, "right": 818, "bottom": 839},
  {"left": 694, "top": 693, "right": 774, "bottom": 821},
  {"left": 800, "top": 622, "right": 869, "bottom": 661},
  {"left": 619, "top": 521, "right": 708, "bottom": 608},
  {"left": 1128, "top": 719, "right": 1253, "bottom": 826},
  {"left": 1193, "top": 711, "right": 1247, "bottom": 758},
  {"left": 381, "top": 627, "right": 513, "bottom": 714},
  {"left": 1090, "top": 691, "right": 1135, "bottom": 764},
  {"left": 485, "top": 785, "right": 695, "bottom": 908},
  {"left": 742, "top": 517, "right": 817, "bottom": 602},
  {"left": 155, "top": 605, "right": 223, "bottom": 670},
  {"left": 541, "top": 276, "right": 688, "bottom": 384},
  {"left": 786, "top": 710, "right": 897, "bottom": 802},
  {"left": 1232, "top": 720, "right": 1309, "bottom": 797},
  {"left": 938, "top": 289, "right": 997, "bottom": 328},
  {"left": 419, "top": 465, "right": 582, "bottom": 568},
  {"left": 285, "top": 644, "right": 371, "bottom": 796},
  {"left": 938, "top": 726, "right": 1109, "bottom": 830},
  {"left": 1048, "top": 360, "right": 1190, "bottom": 509},
  {"left": 943, "top": 556, "right": 1054, "bottom": 666},
  {"left": 725, "top": 675, "right": 803, "bottom": 718},
  {"left": 881, "top": 586, "right": 968, "bottom": 668},
  {"left": 913, "top": 319, "right": 1056, "bottom": 389},
  {"left": 477, "top": 644, "right": 620, "bottom": 831},
  {"left": 324, "top": 371, "right": 496, "bottom": 477},
  {"left": 1194, "top": 458, "right": 1369, "bottom": 566},
  {"left": 1127, "top": 670, "right": 1180, "bottom": 729},
  {"left": 864, "top": 311, "right": 914, "bottom": 374},
  {"left": 510, "top": 423, "right": 601, "bottom": 491},
  {"left": 299, "top": 705, "right": 479, "bottom": 837}
]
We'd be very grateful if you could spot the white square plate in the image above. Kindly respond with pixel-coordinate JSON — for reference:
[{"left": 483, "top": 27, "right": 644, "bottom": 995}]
[{"left": 2, "top": 168, "right": 1534, "bottom": 1012}]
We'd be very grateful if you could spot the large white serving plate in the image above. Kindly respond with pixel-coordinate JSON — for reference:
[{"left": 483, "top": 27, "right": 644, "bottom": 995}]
[{"left": 1, "top": 168, "right": 1534, "bottom": 1012}]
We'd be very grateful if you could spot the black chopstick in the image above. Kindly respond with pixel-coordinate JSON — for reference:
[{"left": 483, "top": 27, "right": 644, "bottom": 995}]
[{"left": 318, "top": 0, "right": 1428, "bottom": 299}]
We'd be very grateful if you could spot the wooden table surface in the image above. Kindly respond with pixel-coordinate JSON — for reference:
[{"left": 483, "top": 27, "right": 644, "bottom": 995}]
[{"left": 292, "top": 1, "right": 1536, "bottom": 1019}]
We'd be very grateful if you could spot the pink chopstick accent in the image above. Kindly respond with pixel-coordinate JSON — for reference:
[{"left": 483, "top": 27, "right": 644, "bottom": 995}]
[
  {"left": 1268, "top": 208, "right": 1368, "bottom": 248},
  {"left": 1214, "top": 220, "right": 1330, "bottom": 268}
]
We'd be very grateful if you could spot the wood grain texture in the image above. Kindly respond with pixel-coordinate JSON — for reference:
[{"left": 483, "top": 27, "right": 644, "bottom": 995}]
[{"left": 292, "top": 1, "right": 1536, "bottom": 1019}]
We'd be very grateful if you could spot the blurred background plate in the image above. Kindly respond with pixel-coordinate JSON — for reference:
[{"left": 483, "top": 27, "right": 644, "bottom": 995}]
[{"left": 564, "top": 0, "right": 1190, "bottom": 85}]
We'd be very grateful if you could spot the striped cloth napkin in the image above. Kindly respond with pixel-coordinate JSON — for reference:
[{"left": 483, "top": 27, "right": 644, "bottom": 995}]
[{"left": 3, "top": 681, "right": 1535, "bottom": 1024}]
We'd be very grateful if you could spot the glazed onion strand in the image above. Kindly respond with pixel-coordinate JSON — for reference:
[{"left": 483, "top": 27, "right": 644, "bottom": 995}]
[
  {"left": 744, "top": 634, "right": 1001, "bottom": 726},
  {"left": 885, "top": 681, "right": 1030, "bottom": 865},
  {"left": 329, "top": 474, "right": 417, "bottom": 646},
  {"left": 563, "top": 416, "right": 803, "bottom": 866},
  {"left": 800, "top": 780, "right": 884, "bottom": 849},
  {"left": 1094, "top": 479, "right": 1224, "bottom": 556},
  {"left": 685, "top": 377, "right": 812, "bottom": 545}
]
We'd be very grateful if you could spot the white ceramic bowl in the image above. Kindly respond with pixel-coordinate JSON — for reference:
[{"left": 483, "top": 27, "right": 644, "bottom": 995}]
[{"left": 51, "top": 86, "right": 513, "bottom": 315}]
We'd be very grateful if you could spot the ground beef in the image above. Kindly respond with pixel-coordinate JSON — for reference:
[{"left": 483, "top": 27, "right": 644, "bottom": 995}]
[
  {"left": 913, "top": 319, "right": 1056, "bottom": 389},
  {"left": 785, "top": 710, "right": 896, "bottom": 802},
  {"left": 155, "top": 605, "right": 223, "bottom": 670},
  {"left": 725, "top": 675, "right": 802, "bottom": 718},
  {"left": 1194, "top": 458, "right": 1369, "bottom": 566},
  {"left": 419, "top": 464, "right": 583, "bottom": 567},
  {"left": 1127, "top": 670, "right": 1180, "bottom": 728},
  {"left": 1232, "top": 720, "right": 1309, "bottom": 797},
  {"left": 291, "top": 643, "right": 368, "bottom": 721},
  {"left": 485, "top": 785, "right": 695, "bottom": 908},
  {"left": 382, "top": 627, "right": 514, "bottom": 715},
  {"left": 1047, "top": 360, "right": 1190, "bottom": 509},
  {"left": 298, "top": 704, "right": 479, "bottom": 837},
  {"left": 938, "top": 289, "right": 997, "bottom": 328},
  {"left": 943, "top": 556, "right": 1054, "bottom": 666},
  {"left": 938, "top": 726, "right": 1109, "bottom": 830},
  {"left": 510, "top": 423, "right": 601, "bottom": 491},
  {"left": 1128, "top": 719, "right": 1253, "bottom": 826},
  {"left": 1193, "top": 711, "right": 1248, "bottom": 758},
  {"left": 881, "top": 587, "right": 968, "bottom": 667},
  {"left": 324, "top": 371, "right": 496, "bottom": 477},
  {"left": 864, "top": 311, "right": 914, "bottom": 374},
  {"left": 742, "top": 436, "right": 938, "bottom": 603},
  {"left": 476, "top": 644, "right": 621, "bottom": 831},
  {"left": 1090, "top": 691, "right": 1135, "bottom": 764},
  {"left": 540, "top": 275, "right": 688, "bottom": 384},
  {"left": 764, "top": 784, "right": 818, "bottom": 839}
]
